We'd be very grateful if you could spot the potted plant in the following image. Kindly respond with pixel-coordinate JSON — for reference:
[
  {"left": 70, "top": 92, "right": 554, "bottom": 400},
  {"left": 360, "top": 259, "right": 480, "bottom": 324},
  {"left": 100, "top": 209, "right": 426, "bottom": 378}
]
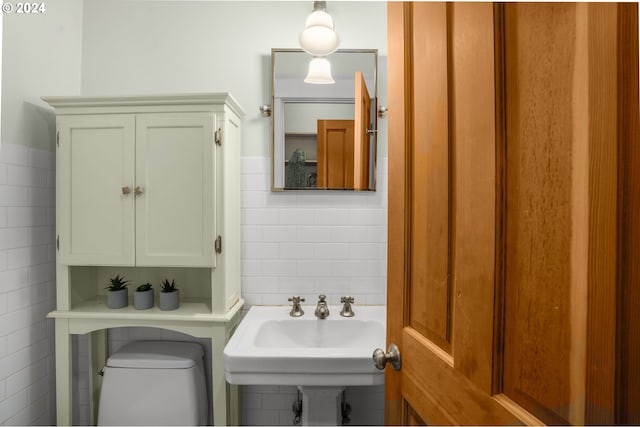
[
  {"left": 134, "top": 282, "right": 154, "bottom": 310},
  {"left": 159, "top": 279, "right": 179, "bottom": 311},
  {"left": 105, "top": 274, "right": 129, "bottom": 309}
]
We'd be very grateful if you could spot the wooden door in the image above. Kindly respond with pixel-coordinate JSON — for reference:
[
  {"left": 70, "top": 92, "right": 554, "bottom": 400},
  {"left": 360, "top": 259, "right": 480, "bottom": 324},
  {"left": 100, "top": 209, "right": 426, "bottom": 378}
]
[
  {"left": 317, "top": 119, "right": 355, "bottom": 189},
  {"left": 135, "top": 113, "right": 215, "bottom": 267},
  {"left": 386, "top": 2, "right": 640, "bottom": 425},
  {"left": 354, "top": 71, "right": 372, "bottom": 190},
  {"left": 56, "top": 114, "right": 136, "bottom": 266}
]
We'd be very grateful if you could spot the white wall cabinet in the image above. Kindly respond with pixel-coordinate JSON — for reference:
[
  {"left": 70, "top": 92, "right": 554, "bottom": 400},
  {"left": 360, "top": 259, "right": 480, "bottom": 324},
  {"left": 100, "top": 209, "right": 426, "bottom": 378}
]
[
  {"left": 47, "top": 93, "right": 244, "bottom": 313},
  {"left": 57, "top": 112, "right": 217, "bottom": 267},
  {"left": 44, "top": 94, "right": 245, "bottom": 426}
]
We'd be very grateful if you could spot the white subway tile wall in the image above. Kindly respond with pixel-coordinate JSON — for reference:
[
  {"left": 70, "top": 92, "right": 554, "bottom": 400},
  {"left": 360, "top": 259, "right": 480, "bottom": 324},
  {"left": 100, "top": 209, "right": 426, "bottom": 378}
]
[
  {"left": 240, "top": 157, "right": 388, "bottom": 308},
  {"left": 0, "top": 143, "right": 57, "bottom": 426},
  {"left": 73, "top": 155, "right": 388, "bottom": 425}
]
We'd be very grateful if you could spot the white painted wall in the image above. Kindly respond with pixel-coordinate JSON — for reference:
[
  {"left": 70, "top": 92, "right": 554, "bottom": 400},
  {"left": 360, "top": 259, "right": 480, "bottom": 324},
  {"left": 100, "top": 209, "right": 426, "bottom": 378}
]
[
  {"left": 0, "top": 1, "right": 83, "bottom": 424},
  {"left": 80, "top": 0, "right": 388, "bottom": 157},
  {"left": 1, "top": 0, "right": 83, "bottom": 150},
  {"left": 78, "top": 1, "right": 388, "bottom": 425}
]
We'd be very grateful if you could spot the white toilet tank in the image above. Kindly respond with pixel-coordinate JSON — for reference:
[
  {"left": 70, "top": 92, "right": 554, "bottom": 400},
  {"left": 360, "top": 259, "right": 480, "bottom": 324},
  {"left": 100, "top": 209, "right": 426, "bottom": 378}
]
[{"left": 98, "top": 341, "right": 208, "bottom": 426}]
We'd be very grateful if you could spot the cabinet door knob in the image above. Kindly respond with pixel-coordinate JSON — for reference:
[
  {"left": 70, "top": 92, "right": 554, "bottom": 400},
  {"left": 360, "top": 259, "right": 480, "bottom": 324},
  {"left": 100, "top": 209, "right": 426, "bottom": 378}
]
[
  {"left": 134, "top": 186, "right": 144, "bottom": 196},
  {"left": 122, "top": 186, "right": 131, "bottom": 195}
]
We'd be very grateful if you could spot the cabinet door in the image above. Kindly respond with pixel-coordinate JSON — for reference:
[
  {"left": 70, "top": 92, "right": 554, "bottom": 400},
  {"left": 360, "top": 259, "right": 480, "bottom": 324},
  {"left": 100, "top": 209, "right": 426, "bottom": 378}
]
[
  {"left": 57, "top": 115, "right": 136, "bottom": 265},
  {"left": 135, "top": 113, "right": 216, "bottom": 267}
]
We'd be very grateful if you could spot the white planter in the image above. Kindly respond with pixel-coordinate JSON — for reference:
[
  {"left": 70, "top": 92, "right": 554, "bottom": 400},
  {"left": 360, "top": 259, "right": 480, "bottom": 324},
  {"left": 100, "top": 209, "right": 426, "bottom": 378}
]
[
  {"left": 107, "top": 288, "right": 128, "bottom": 309},
  {"left": 159, "top": 290, "right": 179, "bottom": 311},
  {"left": 134, "top": 289, "right": 154, "bottom": 310}
]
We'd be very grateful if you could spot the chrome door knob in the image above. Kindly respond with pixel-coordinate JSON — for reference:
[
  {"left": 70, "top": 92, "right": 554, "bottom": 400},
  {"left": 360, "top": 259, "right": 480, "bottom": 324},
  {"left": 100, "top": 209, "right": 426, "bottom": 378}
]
[{"left": 372, "top": 343, "right": 401, "bottom": 371}]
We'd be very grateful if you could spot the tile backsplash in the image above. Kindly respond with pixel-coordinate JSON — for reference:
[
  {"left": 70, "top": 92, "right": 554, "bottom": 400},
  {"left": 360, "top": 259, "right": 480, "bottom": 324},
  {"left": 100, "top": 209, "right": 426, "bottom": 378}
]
[{"left": 240, "top": 157, "right": 388, "bottom": 308}]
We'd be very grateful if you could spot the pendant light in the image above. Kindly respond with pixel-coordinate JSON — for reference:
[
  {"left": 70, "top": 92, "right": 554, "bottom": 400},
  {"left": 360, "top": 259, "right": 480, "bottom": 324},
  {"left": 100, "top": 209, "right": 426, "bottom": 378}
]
[
  {"left": 299, "top": 1, "right": 339, "bottom": 57},
  {"left": 304, "top": 57, "right": 335, "bottom": 84},
  {"left": 300, "top": 1, "right": 338, "bottom": 84}
]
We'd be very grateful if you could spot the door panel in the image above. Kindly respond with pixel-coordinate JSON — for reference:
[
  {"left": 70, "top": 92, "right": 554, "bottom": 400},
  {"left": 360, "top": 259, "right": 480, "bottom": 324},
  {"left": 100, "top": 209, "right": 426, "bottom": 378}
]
[
  {"left": 409, "top": 2, "right": 451, "bottom": 352},
  {"left": 449, "top": 2, "right": 501, "bottom": 394},
  {"left": 317, "top": 119, "right": 355, "bottom": 189},
  {"left": 386, "top": 2, "right": 639, "bottom": 425},
  {"left": 502, "top": 4, "right": 575, "bottom": 424},
  {"left": 387, "top": 3, "right": 516, "bottom": 424},
  {"left": 135, "top": 113, "right": 215, "bottom": 267},
  {"left": 57, "top": 115, "right": 135, "bottom": 266},
  {"left": 402, "top": 328, "right": 521, "bottom": 425},
  {"left": 617, "top": 5, "right": 640, "bottom": 424},
  {"left": 354, "top": 71, "right": 371, "bottom": 190}
]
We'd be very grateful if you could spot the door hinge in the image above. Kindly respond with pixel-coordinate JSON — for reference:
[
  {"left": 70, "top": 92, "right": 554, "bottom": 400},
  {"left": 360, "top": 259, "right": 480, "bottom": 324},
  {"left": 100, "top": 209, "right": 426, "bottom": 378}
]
[
  {"left": 215, "top": 235, "right": 222, "bottom": 254},
  {"left": 56, "top": 131, "right": 60, "bottom": 147},
  {"left": 215, "top": 128, "right": 222, "bottom": 146},
  {"left": 56, "top": 235, "right": 59, "bottom": 251}
]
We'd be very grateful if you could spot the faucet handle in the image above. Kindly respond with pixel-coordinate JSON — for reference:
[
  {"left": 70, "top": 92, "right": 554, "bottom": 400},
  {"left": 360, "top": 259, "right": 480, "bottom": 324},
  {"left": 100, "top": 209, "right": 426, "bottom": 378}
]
[
  {"left": 318, "top": 294, "right": 327, "bottom": 302},
  {"left": 288, "top": 296, "right": 305, "bottom": 317},
  {"left": 340, "top": 296, "right": 355, "bottom": 317}
]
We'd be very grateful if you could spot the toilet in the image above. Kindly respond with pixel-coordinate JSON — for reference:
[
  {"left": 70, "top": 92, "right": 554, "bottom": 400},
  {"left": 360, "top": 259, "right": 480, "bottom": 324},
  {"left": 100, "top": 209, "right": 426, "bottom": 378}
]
[{"left": 97, "top": 341, "right": 208, "bottom": 426}]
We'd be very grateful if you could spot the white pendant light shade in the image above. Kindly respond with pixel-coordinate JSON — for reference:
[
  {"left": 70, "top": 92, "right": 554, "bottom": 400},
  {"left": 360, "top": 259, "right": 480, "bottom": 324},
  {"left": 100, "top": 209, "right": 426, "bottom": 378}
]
[
  {"left": 299, "top": 8, "right": 339, "bottom": 56},
  {"left": 304, "top": 57, "right": 335, "bottom": 84},
  {"left": 299, "top": 26, "right": 339, "bottom": 57},
  {"left": 305, "top": 9, "right": 334, "bottom": 29}
]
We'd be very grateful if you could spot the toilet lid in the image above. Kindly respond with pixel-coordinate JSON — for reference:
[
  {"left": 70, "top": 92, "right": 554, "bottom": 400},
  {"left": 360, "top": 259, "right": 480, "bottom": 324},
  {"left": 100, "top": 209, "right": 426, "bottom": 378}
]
[{"left": 106, "top": 341, "right": 204, "bottom": 369}]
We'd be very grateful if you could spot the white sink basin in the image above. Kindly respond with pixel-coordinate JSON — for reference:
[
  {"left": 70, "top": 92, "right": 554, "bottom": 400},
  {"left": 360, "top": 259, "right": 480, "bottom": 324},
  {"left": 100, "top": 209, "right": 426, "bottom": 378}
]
[{"left": 223, "top": 305, "right": 386, "bottom": 386}]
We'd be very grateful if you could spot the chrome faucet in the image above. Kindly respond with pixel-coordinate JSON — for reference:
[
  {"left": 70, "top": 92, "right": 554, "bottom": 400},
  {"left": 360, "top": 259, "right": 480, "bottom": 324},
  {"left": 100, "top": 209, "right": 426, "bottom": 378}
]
[
  {"left": 288, "top": 296, "right": 305, "bottom": 317},
  {"left": 314, "top": 294, "right": 330, "bottom": 319},
  {"left": 340, "top": 296, "right": 355, "bottom": 317}
]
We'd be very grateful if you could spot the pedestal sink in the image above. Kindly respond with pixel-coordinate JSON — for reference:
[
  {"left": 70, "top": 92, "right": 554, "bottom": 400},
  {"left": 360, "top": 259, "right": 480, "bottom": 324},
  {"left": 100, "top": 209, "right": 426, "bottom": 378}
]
[{"left": 223, "top": 305, "right": 385, "bottom": 425}]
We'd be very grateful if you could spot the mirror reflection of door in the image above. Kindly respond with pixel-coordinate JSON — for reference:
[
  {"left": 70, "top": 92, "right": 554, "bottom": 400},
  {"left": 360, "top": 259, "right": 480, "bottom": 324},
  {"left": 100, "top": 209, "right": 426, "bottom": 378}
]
[
  {"left": 353, "top": 71, "right": 372, "bottom": 190},
  {"left": 315, "top": 71, "right": 372, "bottom": 190},
  {"left": 316, "top": 119, "right": 355, "bottom": 189},
  {"left": 283, "top": 102, "right": 353, "bottom": 188}
]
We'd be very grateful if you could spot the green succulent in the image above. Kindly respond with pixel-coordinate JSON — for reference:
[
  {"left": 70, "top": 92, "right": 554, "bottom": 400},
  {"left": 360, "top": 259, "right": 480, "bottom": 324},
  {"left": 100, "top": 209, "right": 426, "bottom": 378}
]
[
  {"left": 136, "top": 282, "right": 153, "bottom": 292},
  {"left": 161, "top": 279, "right": 177, "bottom": 293},
  {"left": 105, "top": 274, "right": 129, "bottom": 291}
]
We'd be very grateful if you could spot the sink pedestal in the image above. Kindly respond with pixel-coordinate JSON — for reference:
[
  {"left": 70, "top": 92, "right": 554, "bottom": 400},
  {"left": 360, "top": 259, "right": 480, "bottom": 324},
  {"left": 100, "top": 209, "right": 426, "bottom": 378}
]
[{"left": 298, "top": 386, "right": 345, "bottom": 426}]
